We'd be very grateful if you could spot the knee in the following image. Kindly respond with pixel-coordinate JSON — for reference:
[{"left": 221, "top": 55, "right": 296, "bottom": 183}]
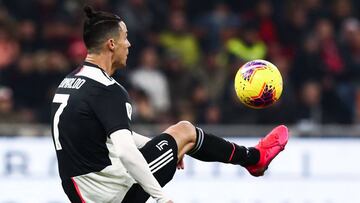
[
  {"left": 176, "top": 120, "right": 194, "bottom": 131},
  {"left": 165, "top": 120, "right": 197, "bottom": 143}
]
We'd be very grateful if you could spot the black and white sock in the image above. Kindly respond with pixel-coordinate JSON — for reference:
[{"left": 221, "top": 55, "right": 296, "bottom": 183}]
[{"left": 187, "top": 127, "right": 260, "bottom": 167}]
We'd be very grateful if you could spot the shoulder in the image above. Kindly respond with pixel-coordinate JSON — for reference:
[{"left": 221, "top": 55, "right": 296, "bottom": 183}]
[
  {"left": 75, "top": 65, "right": 116, "bottom": 86},
  {"left": 76, "top": 65, "right": 129, "bottom": 95},
  {"left": 55, "top": 68, "right": 129, "bottom": 110}
]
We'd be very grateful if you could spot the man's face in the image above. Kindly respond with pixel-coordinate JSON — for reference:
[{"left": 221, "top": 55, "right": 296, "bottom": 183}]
[{"left": 113, "top": 21, "right": 131, "bottom": 68}]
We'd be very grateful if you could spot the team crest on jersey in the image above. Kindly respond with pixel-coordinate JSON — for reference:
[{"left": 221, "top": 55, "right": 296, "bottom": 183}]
[
  {"left": 156, "top": 140, "right": 168, "bottom": 151},
  {"left": 126, "top": 102, "right": 132, "bottom": 120}
]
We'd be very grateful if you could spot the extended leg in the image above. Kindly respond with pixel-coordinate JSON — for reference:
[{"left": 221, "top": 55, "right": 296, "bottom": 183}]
[
  {"left": 163, "top": 121, "right": 289, "bottom": 176},
  {"left": 164, "top": 121, "right": 259, "bottom": 166}
]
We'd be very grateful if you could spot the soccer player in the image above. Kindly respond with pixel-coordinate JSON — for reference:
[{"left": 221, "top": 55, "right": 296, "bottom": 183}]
[{"left": 50, "top": 6, "right": 289, "bottom": 203}]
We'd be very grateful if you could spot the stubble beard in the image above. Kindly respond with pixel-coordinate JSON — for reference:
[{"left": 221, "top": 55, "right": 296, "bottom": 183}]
[{"left": 113, "top": 56, "right": 127, "bottom": 69}]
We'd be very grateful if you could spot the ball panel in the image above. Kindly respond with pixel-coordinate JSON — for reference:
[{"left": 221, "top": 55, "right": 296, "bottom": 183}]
[{"left": 248, "top": 84, "right": 276, "bottom": 108}]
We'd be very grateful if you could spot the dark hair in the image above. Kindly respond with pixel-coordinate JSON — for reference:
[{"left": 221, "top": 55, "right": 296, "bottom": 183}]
[{"left": 83, "top": 6, "right": 122, "bottom": 53}]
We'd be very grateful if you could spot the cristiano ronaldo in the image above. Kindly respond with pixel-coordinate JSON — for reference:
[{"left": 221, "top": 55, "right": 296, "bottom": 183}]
[{"left": 50, "top": 6, "right": 289, "bottom": 203}]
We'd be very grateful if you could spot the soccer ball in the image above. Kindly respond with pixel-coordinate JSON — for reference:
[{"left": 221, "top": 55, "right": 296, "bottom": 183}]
[{"left": 234, "top": 59, "right": 283, "bottom": 109}]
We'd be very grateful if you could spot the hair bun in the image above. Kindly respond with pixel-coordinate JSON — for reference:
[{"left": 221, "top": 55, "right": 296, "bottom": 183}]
[{"left": 84, "top": 6, "right": 95, "bottom": 18}]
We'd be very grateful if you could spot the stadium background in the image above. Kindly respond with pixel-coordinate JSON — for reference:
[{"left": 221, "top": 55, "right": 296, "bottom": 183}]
[{"left": 0, "top": 0, "right": 359, "bottom": 202}]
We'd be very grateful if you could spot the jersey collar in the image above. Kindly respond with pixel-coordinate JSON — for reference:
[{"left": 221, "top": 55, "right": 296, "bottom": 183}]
[
  {"left": 83, "top": 61, "right": 103, "bottom": 70},
  {"left": 83, "top": 61, "right": 113, "bottom": 80}
]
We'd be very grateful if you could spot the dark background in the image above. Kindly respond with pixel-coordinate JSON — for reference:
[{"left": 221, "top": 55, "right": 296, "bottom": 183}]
[{"left": 0, "top": 0, "right": 359, "bottom": 126}]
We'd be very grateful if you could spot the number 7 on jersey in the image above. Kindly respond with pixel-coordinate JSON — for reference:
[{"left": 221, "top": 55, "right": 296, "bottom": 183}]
[{"left": 52, "top": 94, "right": 70, "bottom": 150}]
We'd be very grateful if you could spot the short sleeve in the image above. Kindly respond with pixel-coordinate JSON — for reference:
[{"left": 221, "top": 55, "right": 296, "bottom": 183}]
[{"left": 88, "top": 85, "right": 131, "bottom": 136}]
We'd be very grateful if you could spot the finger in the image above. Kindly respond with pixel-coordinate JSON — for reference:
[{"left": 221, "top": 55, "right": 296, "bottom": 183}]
[
  {"left": 177, "top": 164, "right": 183, "bottom": 170},
  {"left": 179, "top": 160, "right": 184, "bottom": 169}
]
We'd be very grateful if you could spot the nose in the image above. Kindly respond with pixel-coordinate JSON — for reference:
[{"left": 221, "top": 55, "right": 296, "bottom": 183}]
[{"left": 127, "top": 40, "right": 131, "bottom": 48}]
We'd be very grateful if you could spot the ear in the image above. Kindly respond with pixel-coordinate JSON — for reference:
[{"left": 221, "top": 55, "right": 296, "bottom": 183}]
[{"left": 108, "top": 39, "right": 116, "bottom": 51}]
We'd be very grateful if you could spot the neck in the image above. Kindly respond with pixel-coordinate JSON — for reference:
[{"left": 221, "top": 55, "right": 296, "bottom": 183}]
[{"left": 85, "top": 53, "right": 115, "bottom": 76}]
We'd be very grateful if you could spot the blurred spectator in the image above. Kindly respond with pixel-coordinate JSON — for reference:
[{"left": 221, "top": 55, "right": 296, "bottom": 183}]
[
  {"left": 203, "top": 104, "right": 222, "bottom": 124},
  {"left": 340, "top": 18, "right": 360, "bottom": 84},
  {"left": 303, "top": 0, "right": 326, "bottom": 25},
  {"left": 116, "top": 0, "right": 154, "bottom": 66},
  {"left": 42, "top": 18, "right": 73, "bottom": 51},
  {"left": 17, "top": 19, "right": 39, "bottom": 52},
  {"left": 168, "top": 0, "right": 186, "bottom": 14},
  {"left": 339, "top": 18, "right": 360, "bottom": 122},
  {"left": 278, "top": 2, "right": 309, "bottom": 57},
  {"left": 0, "top": 87, "right": 13, "bottom": 116},
  {"left": 193, "top": 52, "right": 228, "bottom": 102},
  {"left": 291, "top": 34, "right": 325, "bottom": 90},
  {"left": 129, "top": 88, "right": 156, "bottom": 123},
  {"left": 315, "top": 18, "right": 354, "bottom": 123},
  {"left": 3, "top": 53, "right": 40, "bottom": 111},
  {"left": 176, "top": 101, "right": 195, "bottom": 124},
  {"left": 159, "top": 10, "right": 200, "bottom": 68},
  {"left": 296, "top": 81, "right": 322, "bottom": 124},
  {"left": 195, "top": 3, "right": 240, "bottom": 51},
  {"left": 225, "top": 22, "right": 267, "bottom": 62},
  {"left": 0, "top": 86, "right": 25, "bottom": 123},
  {"left": 0, "top": 0, "right": 358, "bottom": 126},
  {"left": 0, "top": 18, "right": 19, "bottom": 71},
  {"left": 190, "top": 82, "right": 222, "bottom": 124},
  {"left": 190, "top": 82, "right": 210, "bottom": 124},
  {"left": 0, "top": 85, "right": 35, "bottom": 123},
  {"left": 315, "top": 18, "right": 345, "bottom": 78},
  {"left": 162, "top": 52, "right": 196, "bottom": 113},
  {"left": 67, "top": 38, "right": 87, "bottom": 66},
  {"left": 331, "top": 0, "right": 354, "bottom": 30},
  {"left": 254, "top": 0, "right": 278, "bottom": 45},
  {"left": 130, "top": 46, "right": 171, "bottom": 113},
  {"left": 117, "top": 0, "right": 153, "bottom": 36}
]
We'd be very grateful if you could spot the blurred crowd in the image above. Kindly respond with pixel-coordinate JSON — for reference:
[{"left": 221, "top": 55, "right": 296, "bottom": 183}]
[{"left": 0, "top": 0, "right": 359, "bottom": 126}]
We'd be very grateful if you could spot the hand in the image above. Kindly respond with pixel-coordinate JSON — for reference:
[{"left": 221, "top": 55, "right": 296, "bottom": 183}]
[{"left": 176, "top": 157, "right": 184, "bottom": 170}]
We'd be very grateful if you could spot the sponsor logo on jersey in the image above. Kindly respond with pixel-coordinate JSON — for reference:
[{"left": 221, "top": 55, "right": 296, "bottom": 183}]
[{"left": 125, "top": 102, "right": 132, "bottom": 120}]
